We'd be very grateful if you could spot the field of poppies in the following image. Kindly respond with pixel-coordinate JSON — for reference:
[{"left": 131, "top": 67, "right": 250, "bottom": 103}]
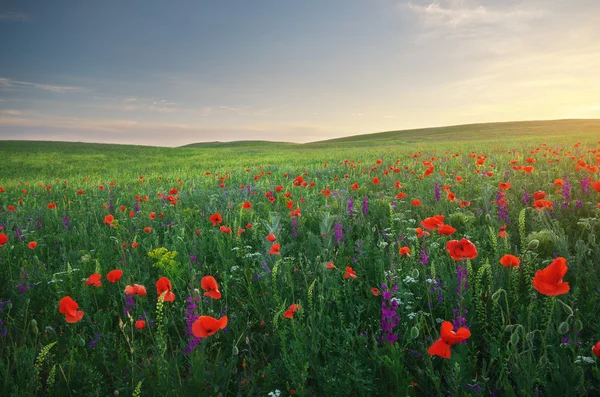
[{"left": 2, "top": 127, "right": 600, "bottom": 396}]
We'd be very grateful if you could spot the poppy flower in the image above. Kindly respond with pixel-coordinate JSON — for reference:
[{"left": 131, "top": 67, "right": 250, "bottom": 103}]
[
  {"left": 0, "top": 233, "right": 7, "bottom": 247},
  {"left": 399, "top": 247, "right": 411, "bottom": 256},
  {"left": 125, "top": 284, "right": 147, "bottom": 296},
  {"left": 201, "top": 276, "right": 221, "bottom": 299},
  {"left": 103, "top": 215, "right": 114, "bottom": 225},
  {"left": 446, "top": 238, "right": 478, "bottom": 261},
  {"left": 209, "top": 212, "right": 223, "bottom": 226},
  {"left": 411, "top": 199, "right": 422, "bottom": 206},
  {"left": 554, "top": 179, "right": 564, "bottom": 187},
  {"left": 59, "top": 296, "right": 84, "bottom": 323},
  {"left": 427, "top": 321, "right": 471, "bottom": 358},
  {"left": 85, "top": 273, "right": 102, "bottom": 287},
  {"left": 266, "top": 233, "right": 276, "bottom": 242},
  {"left": 592, "top": 342, "right": 600, "bottom": 358},
  {"left": 344, "top": 266, "right": 357, "bottom": 279},
  {"left": 499, "top": 182, "right": 511, "bottom": 190},
  {"left": 242, "top": 201, "right": 252, "bottom": 209},
  {"left": 156, "top": 277, "right": 175, "bottom": 302},
  {"left": 191, "top": 315, "right": 228, "bottom": 338},
  {"left": 283, "top": 304, "right": 301, "bottom": 319},
  {"left": 421, "top": 216, "right": 445, "bottom": 231},
  {"left": 220, "top": 226, "right": 232, "bottom": 233},
  {"left": 373, "top": 177, "right": 380, "bottom": 185},
  {"left": 143, "top": 227, "right": 152, "bottom": 233},
  {"left": 532, "top": 257, "right": 570, "bottom": 296},
  {"left": 532, "top": 199, "right": 554, "bottom": 210},
  {"left": 498, "top": 224, "right": 508, "bottom": 238},
  {"left": 499, "top": 254, "right": 520, "bottom": 268},
  {"left": 107, "top": 269, "right": 123, "bottom": 283},
  {"left": 350, "top": 182, "right": 359, "bottom": 190},
  {"left": 135, "top": 320, "right": 146, "bottom": 329},
  {"left": 269, "top": 243, "right": 281, "bottom": 255},
  {"left": 396, "top": 192, "right": 407, "bottom": 199},
  {"left": 47, "top": 203, "right": 56, "bottom": 209},
  {"left": 326, "top": 262, "right": 336, "bottom": 269},
  {"left": 533, "top": 191, "right": 546, "bottom": 200},
  {"left": 371, "top": 288, "right": 380, "bottom": 296},
  {"left": 437, "top": 224, "right": 456, "bottom": 235},
  {"left": 7, "top": 205, "right": 15, "bottom": 212},
  {"left": 459, "top": 200, "right": 470, "bottom": 207},
  {"left": 592, "top": 181, "right": 600, "bottom": 193},
  {"left": 28, "top": 241, "right": 37, "bottom": 250}
]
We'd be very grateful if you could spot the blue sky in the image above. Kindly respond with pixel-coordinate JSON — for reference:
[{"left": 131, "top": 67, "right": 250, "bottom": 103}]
[{"left": 1, "top": 0, "right": 599, "bottom": 146}]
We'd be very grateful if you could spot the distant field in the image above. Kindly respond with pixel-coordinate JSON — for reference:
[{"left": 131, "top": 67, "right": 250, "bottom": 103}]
[{"left": 1, "top": 119, "right": 600, "bottom": 396}]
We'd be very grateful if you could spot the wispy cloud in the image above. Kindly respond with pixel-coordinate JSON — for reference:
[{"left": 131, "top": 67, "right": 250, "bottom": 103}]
[
  {"left": 0, "top": 77, "right": 86, "bottom": 93},
  {"left": 0, "top": 12, "right": 30, "bottom": 21},
  {"left": 219, "top": 105, "right": 240, "bottom": 111}
]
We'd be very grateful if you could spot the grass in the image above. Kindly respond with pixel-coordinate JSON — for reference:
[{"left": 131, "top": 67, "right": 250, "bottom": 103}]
[{"left": 1, "top": 119, "right": 600, "bottom": 396}]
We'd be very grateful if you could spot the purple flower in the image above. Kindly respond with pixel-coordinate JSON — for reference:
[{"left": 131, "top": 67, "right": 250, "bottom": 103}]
[
  {"left": 362, "top": 196, "right": 369, "bottom": 216},
  {"left": 434, "top": 183, "right": 441, "bottom": 202},
  {"left": 334, "top": 222, "right": 344, "bottom": 246}
]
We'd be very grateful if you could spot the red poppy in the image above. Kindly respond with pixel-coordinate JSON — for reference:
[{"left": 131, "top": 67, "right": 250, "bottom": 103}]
[
  {"left": 344, "top": 266, "right": 357, "bottom": 279},
  {"left": 266, "top": 233, "right": 276, "bottom": 242},
  {"left": 373, "top": 177, "right": 380, "bottom": 185},
  {"left": 421, "top": 216, "right": 445, "bottom": 231},
  {"left": 427, "top": 321, "right": 471, "bottom": 358},
  {"left": 437, "top": 224, "right": 456, "bottom": 235},
  {"left": 107, "top": 269, "right": 123, "bottom": 283},
  {"left": 125, "top": 284, "right": 147, "bottom": 296},
  {"left": 269, "top": 243, "right": 281, "bottom": 255},
  {"left": 533, "top": 191, "right": 546, "bottom": 200},
  {"left": 498, "top": 224, "right": 508, "bottom": 238},
  {"left": 28, "top": 241, "right": 37, "bottom": 249},
  {"left": 7, "top": 205, "right": 15, "bottom": 212},
  {"left": 395, "top": 192, "right": 407, "bottom": 199},
  {"left": 371, "top": 288, "right": 380, "bottom": 296},
  {"left": 143, "top": 227, "right": 152, "bottom": 233},
  {"left": 103, "top": 215, "right": 114, "bottom": 226},
  {"left": 85, "top": 273, "right": 102, "bottom": 287},
  {"left": 242, "top": 201, "right": 252, "bottom": 209},
  {"left": 499, "top": 254, "right": 520, "bottom": 268},
  {"left": 554, "top": 179, "right": 564, "bottom": 187},
  {"left": 209, "top": 212, "right": 223, "bottom": 226},
  {"left": 59, "top": 296, "right": 84, "bottom": 323},
  {"left": 47, "top": 203, "right": 56, "bottom": 209},
  {"left": 135, "top": 320, "right": 146, "bottom": 329},
  {"left": 411, "top": 199, "right": 422, "bottom": 206},
  {"left": 532, "top": 199, "right": 554, "bottom": 210},
  {"left": 0, "top": 233, "right": 8, "bottom": 247},
  {"left": 446, "top": 238, "right": 478, "bottom": 261},
  {"left": 399, "top": 247, "right": 411, "bottom": 256},
  {"left": 532, "top": 257, "right": 570, "bottom": 296},
  {"left": 499, "top": 182, "right": 511, "bottom": 190},
  {"left": 326, "top": 262, "right": 336, "bottom": 269},
  {"left": 191, "top": 315, "right": 228, "bottom": 338},
  {"left": 156, "top": 277, "right": 175, "bottom": 302},
  {"left": 283, "top": 303, "right": 301, "bottom": 319},
  {"left": 592, "top": 181, "right": 600, "bottom": 193},
  {"left": 350, "top": 182, "right": 359, "bottom": 190},
  {"left": 459, "top": 200, "right": 470, "bottom": 207},
  {"left": 201, "top": 276, "right": 221, "bottom": 299},
  {"left": 593, "top": 342, "right": 600, "bottom": 358},
  {"left": 220, "top": 226, "right": 232, "bottom": 233}
]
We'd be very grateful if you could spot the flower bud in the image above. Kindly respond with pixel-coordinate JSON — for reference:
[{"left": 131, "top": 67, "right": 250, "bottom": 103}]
[
  {"left": 527, "top": 239, "right": 540, "bottom": 250},
  {"left": 410, "top": 326, "right": 419, "bottom": 339}
]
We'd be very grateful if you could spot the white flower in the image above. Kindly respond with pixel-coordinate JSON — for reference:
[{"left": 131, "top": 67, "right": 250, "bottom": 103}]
[
  {"left": 403, "top": 276, "right": 416, "bottom": 284},
  {"left": 574, "top": 356, "right": 595, "bottom": 365},
  {"left": 267, "top": 390, "right": 281, "bottom": 397},
  {"left": 230, "top": 266, "right": 239, "bottom": 272},
  {"left": 408, "top": 312, "right": 417, "bottom": 320},
  {"left": 436, "top": 318, "right": 444, "bottom": 323}
]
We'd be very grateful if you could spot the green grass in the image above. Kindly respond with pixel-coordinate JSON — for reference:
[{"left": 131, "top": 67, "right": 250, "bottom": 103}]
[{"left": 1, "top": 119, "right": 600, "bottom": 396}]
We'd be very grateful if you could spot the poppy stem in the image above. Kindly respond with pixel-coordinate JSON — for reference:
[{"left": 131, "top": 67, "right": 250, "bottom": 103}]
[{"left": 542, "top": 297, "right": 556, "bottom": 349}]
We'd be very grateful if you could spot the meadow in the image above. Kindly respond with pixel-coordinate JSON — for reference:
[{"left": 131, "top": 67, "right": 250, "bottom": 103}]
[{"left": 1, "top": 119, "right": 600, "bottom": 396}]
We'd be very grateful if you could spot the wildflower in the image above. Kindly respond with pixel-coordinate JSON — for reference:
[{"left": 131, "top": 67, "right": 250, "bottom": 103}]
[
  {"left": 220, "top": 226, "right": 232, "bottom": 233},
  {"left": 411, "top": 199, "right": 422, "bottom": 206},
  {"left": 437, "top": 224, "right": 456, "bottom": 235},
  {"left": 325, "top": 262, "right": 336, "bottom": 269},
  {"left": 135, "top": 320, "right": 146, "bottom": 329},
  {"left": 242, "top": 201, "right": 252, "bottom": 209},
  {"left": 592, "top": 342, "right": 600, "bottom": 358},
  {"left": 499, "top": 254, "right": 520, "bottom": 268},
  {"left": 427, "top": 321, "right": 471, "bottom": 358},
  {"left": 283, "top": 304, "right": 301, "bottom": 319},
  {"left": 156, "top": 277, "right": 175, "bottom": 302},
  {"left": 371, "top": 288, "right": 380, "bottom": 296},
  {"left": 421, "top": 216, "right": 445, "bottom": 231},
  {"left": 107, "top": 270, "right": 123, "bottom": 283},
  {"left": 201, "top": 276, "right": 221, "bottom": 299},
  {"left": 209, "top": 213, "right": 223, "bottom": 226},
  {"left": 344, "top": 266, "right": 357, "bottom": 279},
  {"left": 446, "top": 238, "right": 478, "bottom": 261},
  {"left": 47, "top": 203, "right": 56, "bottom": 209},
  {"left": 498, "top": 224, "right": 508, "bottom": 238},
  {"left": 28, "top": 241, "right": 37, "bottom": 250},
  {"left": 59, "top": 296, "right": 84, "bottom": 323},
  {"left": 268, "top": 243, "right": 281, "bottom": 255},
  {"left": 266, "top": 233, "right": 276, "bottom": 242},
  {"left": 191, "top": 315, "right": 228, "bottom": 338},
  {"left": 399, "top": 247, "right": 411, "bottom": 256},
  {"left": 532, "top": 257, "right": 570, "bottom": 296},
  {"left": 125, "top": 284, "right": 147, "bottom": 297},
  {"left": 85, "top": 273, "right": 102, "bottom": 287}
]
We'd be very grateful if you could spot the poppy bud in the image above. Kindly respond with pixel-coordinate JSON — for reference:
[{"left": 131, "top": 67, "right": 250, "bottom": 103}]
[
  {"left": 491, "top": 288, "right": 504, "bottom": 303},
  {"left": 410, "top": 326, "right": 419, "bottom": 339},
  {"left": 411, "top": 269, "right": 419, "bottom": 279},
  {"left": 114, "top": 391, "right": 120, "bottom": 396},
  {"left": 574, "top": 319, "right": 583, "bottom": 332},
  {"left": 539, "top": 355, "right": 548, "bottom": 366},
  {"left": 79, "top": 336, "right": 86, "bottom": 347},
  {"left": 233, "top": 346, "right": 239, "bottom": 355},
  {"left": 485, "top": 214, "right": 491, "bottom": 221},
  {"left": 527, "top": 239, "right": 540, "bottom": 250},
  {"left": 558, "top": 321, "right": 569, "bottom": 335},
  {"left": 31, "top": 319, "right": 38, "bottom": 336}
]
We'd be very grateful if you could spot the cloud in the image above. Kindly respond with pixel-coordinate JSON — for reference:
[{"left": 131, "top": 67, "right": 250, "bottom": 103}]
[
  {"left": 0, "top": 77, "right": 86, "bottom": 93},
  {"left": 0, "top": 109, "right": 26, "bottom": 116},
  {"left": 219, "top": 106, "right": 240, "bottom": 111},
  {"left": 0, "top": 12, "right": 30, "bottom": 21}
]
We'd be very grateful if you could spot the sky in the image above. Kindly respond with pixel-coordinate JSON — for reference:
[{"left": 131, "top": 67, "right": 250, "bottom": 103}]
[{"left": 1, "top": 0, "right": 599, "bottom": 147}]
